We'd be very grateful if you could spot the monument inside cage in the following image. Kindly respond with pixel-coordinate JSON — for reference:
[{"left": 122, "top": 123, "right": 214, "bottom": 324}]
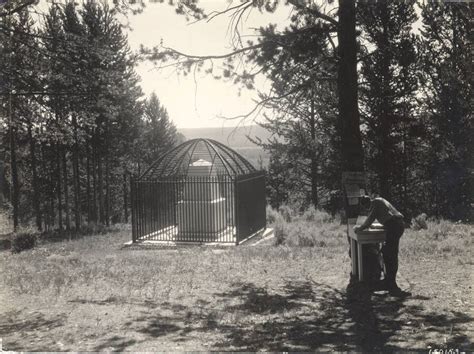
[
  {"left": 176, "top": 159, "right": 226, "bottom": 236},
  {"left": 131, "top": 139, "right": 266, "bottom": 245}
]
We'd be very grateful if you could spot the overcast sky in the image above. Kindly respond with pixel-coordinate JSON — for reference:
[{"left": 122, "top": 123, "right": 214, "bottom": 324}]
[{"left": 126, "top": 2, "right": 293, "bottom": 129}]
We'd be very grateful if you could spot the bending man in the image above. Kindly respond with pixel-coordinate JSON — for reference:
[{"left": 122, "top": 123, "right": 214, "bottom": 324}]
[{"left": 354, "top": 195, "right": 411, "bottom": 297}]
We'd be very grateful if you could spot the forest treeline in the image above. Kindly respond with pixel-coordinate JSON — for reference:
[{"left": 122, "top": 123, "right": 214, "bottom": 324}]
[
  {"left": 254, "top": 1, "right": 472, "bottom": 221},
  {"left": 0, "top": 1, "right": 181, "bottom": 232},
  {"left": 1, "top": 1, "right": 472, "bottom": 233}
]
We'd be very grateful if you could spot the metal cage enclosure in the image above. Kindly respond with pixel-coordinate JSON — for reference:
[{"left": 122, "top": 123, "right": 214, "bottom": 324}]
[{"left": 131, "top": 139, "right": 266, "bottom": 245}]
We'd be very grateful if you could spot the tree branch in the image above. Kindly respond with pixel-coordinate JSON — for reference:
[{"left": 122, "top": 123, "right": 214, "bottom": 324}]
[
  {"left": 158, "top": 43, "right": 263, "bottom": 61},
  {"left": 287, "top": 0, "right": 338, "bottom": 27},
  {"left": 0, "top": 0, "right": 36, "bottom": 17}
]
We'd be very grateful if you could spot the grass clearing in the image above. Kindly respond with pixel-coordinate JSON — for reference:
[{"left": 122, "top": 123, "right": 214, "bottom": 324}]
[{"left": 0, "top": 216, "right": 473, "bottom": 351}]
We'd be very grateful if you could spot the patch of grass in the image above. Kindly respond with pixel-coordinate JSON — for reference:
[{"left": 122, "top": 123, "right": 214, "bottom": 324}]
[
  {"left": 267, "top": 205, "right": 343, "bottom": 248},
  {"left": 0, "top": 213, "right": 472, "bottom": 352},
  {"left": 401, "top": 219, "right": 473, "bottom": 260}
]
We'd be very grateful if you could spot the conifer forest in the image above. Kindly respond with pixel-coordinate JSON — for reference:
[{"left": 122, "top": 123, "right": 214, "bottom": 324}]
[{"left": 0, "top": 0, "right": 472, "bottom": 233}]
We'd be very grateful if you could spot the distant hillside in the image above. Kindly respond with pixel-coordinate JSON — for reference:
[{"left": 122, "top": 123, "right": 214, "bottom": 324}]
[
  {"left": 178, "top": 125, "right": 273, "bottom": 168},
  {"left": 179, "top": 125, "right": 272, "bottom": 148}
]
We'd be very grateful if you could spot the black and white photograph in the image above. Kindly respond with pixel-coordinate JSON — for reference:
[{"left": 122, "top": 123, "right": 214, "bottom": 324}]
[{"left": 0, "top": 0, "right": 472, "bottom": 351}]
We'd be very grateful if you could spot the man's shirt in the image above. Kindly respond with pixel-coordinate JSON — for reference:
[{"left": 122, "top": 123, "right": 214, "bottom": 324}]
[{"left": 360, "top": 197, "right": 403, "bottom": 230}]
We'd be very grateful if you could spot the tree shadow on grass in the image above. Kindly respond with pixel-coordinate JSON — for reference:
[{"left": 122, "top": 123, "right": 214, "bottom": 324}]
[
  {"left": 89, "top": 280, "right": 473, "bottom": 351},
  {"left": 0, "top": 310, "right": 66, "bottom": 351},
  {"left": 209, "top": 280, "right": 473, "bottom": 351},
  {"left": 93, "top": 336, "right": 138, "bottom": 352}
]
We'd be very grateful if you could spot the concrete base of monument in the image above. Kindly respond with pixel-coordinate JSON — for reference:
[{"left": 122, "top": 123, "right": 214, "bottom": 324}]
[
  {"left": 125, "top": 226, "right": 274, "bottom": 247},
  {"left": 237, "top": 227, "right": 275, "bottom": 245}
]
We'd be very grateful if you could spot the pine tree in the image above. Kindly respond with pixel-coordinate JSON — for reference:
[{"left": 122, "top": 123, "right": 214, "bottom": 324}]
[
  {"left": 419, "top": 2, "right": 472, "bottom": 220},
  {"left": 358, "top": 1, "right": 418, "bottom": 215},
  {"left": 141, "top": 92, "right": 180, "bottom": 166}
]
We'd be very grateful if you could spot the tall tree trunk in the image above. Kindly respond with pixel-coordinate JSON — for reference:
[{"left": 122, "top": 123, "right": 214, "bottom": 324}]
[
  {"left": 378, "top": 2, "right": 391, "bottom": 200},
  {"left": 41, "top": 144, "right": 50, "bottom": 230},
  {"left": 337, "top": 0, "right": 364, "bottom": 172},
  {"left": 9, "top": 113, "right": 19, "bottom": 231},
  {"left": 105, "top": 123, "right": 110, "bottom": 226},
  {"left": 98, "top": 155, "right": 104, "bottom": 225},
  {"left": 72, "top": 118, "right": 81, "bottom": 230},
  {"left": 402, "top": 120, "right": 409, "bottom": 217},
  {"left": 62, "top": 148, "right": 70, "bottom": 231},
  {"left": 123, "top": 171, "right": 128, "bottom": 223},
  {"left": 86, "top": 146, "right": 92, "bottom": 223},
  {"left": 56, "top": 146, "right": 63, "bottom": 231},
  {"left": 104, "top": 126, "right": 110, "bottom": 226},
  {"left": 310, "top": 91, "right": 318, "bottom": 207},
  {"left": 92, "top": 144, "right": 98, "bottom": 223},
  {"left": 49, "top": 155, "right": 55, "bottom": 231},
  {"left": 27, "top": 122, "right": 42, "bottom": 231},
  {"left": 105, "top": 157, "right": 110, "bottom": 226}
]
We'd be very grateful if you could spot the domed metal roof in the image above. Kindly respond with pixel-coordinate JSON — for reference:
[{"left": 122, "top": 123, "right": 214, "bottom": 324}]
[{"left": 140, "top": 138, "right": 257, "bottom": 179}]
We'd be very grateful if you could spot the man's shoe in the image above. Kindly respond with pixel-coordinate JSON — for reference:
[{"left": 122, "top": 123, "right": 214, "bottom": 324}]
[
  {"left": 388, "top": 286, "right": 412, "bottom": 297},
  {"left": 370, "top": 280, "right": 390, "bottom": 292}
]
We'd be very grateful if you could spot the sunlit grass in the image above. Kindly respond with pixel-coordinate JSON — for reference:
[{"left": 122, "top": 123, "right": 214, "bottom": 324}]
[{"left": 0, "top": 210, "right": 471, "bottom": 306}]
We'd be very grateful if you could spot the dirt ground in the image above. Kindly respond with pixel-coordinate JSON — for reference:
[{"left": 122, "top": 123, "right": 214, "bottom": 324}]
[{"left": 0, "top": 227, "right": 473, "bottom": 352}]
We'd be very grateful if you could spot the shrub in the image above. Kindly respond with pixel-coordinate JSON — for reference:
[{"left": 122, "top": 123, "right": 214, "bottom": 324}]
[
  {"left": 273, "top": 213, "right": 288, "bottom": 245},
  {"left": 79, "top": 223, "right": 108, "bottom": 236},
  {"left": 285, "top": 224, "right": 311, "bottom": 247},
  {"left": 284, "top": 221, "right": 332, "bottom": 248},
  {"left": 301, "top": 206, "right": 333, "bottom": 224},
  {"left": 266, "top": 205, "right": 279, "bottom": 225},
  {"left": 278, "top": 204, "right": 295, "bottom": 223},
  {"left": 11, "top": 232, "right": 37, "bottom": 253},
  {"left": 412, "top": 213, "right": 428, "bottom": 230}
]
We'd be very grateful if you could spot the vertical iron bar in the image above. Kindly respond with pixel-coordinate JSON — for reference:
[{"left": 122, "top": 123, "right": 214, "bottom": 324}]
[
  {"left": 228, "top": 176, "right": 234, "bottom": 242},
  {"left": 193, "top": 177, "right": 196, "bottom": 242},
  {"left": 130, "top": 178, "right": 136, "bottom": 242},
  {"left": 225, "top": 176, "right": 234, "bottom": 242},
  {"left": 222, "top": 176, "right": 226, "bottom": 242},
  {"left": 227, "top": 176, "right": 231, "bottom": 242},
  {"left": 138, "top": 182, "right": 142, "bottom": 240},
  {"left": 197, "top": 176, "right": 201, "bottom": 242},
  {"left": 234, "top": 177, "right": 239, "bottom": 245},
  {"left": 205, "top": 176, "right": 209, "bottom": 242},
  {"left": 145, "top": 181, "right": 149, "bottom": 238},
  {"left": 161, "top": 180, "right": 165, "bottom": 241},
  {"left": 221, "top": 176, "right": 225, "bottom": 242},
  {"left": 164, "top": 179, "right": 168, "bottom": 241},
  {"left": 168, "top": 178, "right": 173, "bottom": 241},
  {"left": 217, "top": 176, "right": 220, "bottom": 241},
  {"left": 148, "top": 181, "right": 152, "bottom": 238},
  {"left": 186, "top": 176, "right": 191, "bottom": 241},
  {"left": 144, "top": 181, "right": 148, "bottom": 238},
  {"left": 151, "top": 181, "right": 155, "bottom": 240},
  {"left": 206, "top": 176, "right": 209, "bottom": 242},
  {"left": 138, "top": 180, "right": 142, "bottom": 240},
  {"left": 198, "top": 176, "right": 203, "bottom": 242},
  {"left": 181, "top": 177, "right": 185, "bottom": 241},
  {"left": 159, "top": 180, "right": 163, "bottom": 240}
]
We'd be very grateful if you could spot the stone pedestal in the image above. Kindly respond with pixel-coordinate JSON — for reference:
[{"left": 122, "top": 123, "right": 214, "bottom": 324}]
[
  {"left": 176, "top": 159, "right": 227, "bottom": 239},
  {"left": 176, "top": 198, "right": 226, "bottom": 234}
]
